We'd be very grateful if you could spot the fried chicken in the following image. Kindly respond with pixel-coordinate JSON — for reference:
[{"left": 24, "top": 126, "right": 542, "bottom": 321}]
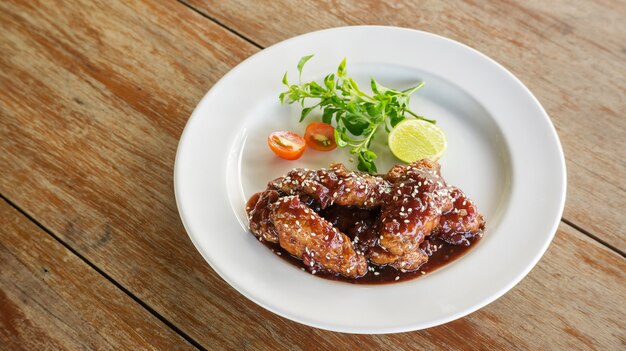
[
  {"left": 270, "top": 196, "right": 368, "bottom": 277},
  {"left": 246, "top": 190, "right": 280, "bottom": 242},
  {"left": 247, "top": 159, "right": 485, "bottom": 279},
  {"left": 367, "top": 245, "right": 429, "bottom": 270},
  {"left": 268, "top": 163, "right": 389, "bottom": 209},
  {"left": 432, "top": 187, "right": 485, "bottom": 246},
  {"left": 377, "top": 159, "right": 452, "bottom": 256}
]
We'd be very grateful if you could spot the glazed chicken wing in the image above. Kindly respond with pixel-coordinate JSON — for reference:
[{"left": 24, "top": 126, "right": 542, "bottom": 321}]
[
  {"left": 268, "top": 163, "right": 389, "bottom": 209},
  {"left": 368, "top": 245, "right": 429, "bottom": 271},
  {"left": 378, "top": 159, "right": 452, "bottom": 256},
  {"left": 327, "top": 163, "right": 391, "bottom": 208},
  {"left": 246, "top": 190, "right": 280, "bottom": 242},
  {"left": 270, "top": 196, "right": 368, "bottom": 277},
  {"left": 432, "top": 187, "right": 485, "bottom": 246}
]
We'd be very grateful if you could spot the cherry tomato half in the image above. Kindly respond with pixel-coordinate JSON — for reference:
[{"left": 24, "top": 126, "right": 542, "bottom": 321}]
[
  {"left": 304, "top": 122, "right": 337, "bottom": 151},
  {"left": 267, "top": 131, "right": 306, "bottom": 160}
]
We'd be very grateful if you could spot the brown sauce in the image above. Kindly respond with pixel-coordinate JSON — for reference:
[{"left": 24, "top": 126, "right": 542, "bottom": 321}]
[
  {"left": 263, "top": 237, "right": 479, "bottom": 284},
  {"left": 260, "top": 201, "right": 481, "bottom": 284}
]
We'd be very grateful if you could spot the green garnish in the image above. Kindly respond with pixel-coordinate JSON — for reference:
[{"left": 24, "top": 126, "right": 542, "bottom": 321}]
[{"left": 279, "top": 55, "right": 435, "bottom": 173}]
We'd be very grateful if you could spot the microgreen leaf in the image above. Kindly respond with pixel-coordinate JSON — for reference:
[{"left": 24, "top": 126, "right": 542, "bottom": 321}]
[
  {"left": 297, "top": 54, "right": 314, "bottom": 81},
  {"left": 324, "top": 73, "right": 335, "bottom": 90},
  {"left": 300, "top": 106, "right": 315, "bottom": 122},
  {"left": 282, "top": 72, "right": 289, "bottom": 85},
  {"left": 334, "top": 129, "right": 347, "bottom": 147},
  {"left": 322, "top": 108, "right": 336, "bottom": 124},
  {"left": 337, "top": 58, "right": 347, "bottom": 77}
]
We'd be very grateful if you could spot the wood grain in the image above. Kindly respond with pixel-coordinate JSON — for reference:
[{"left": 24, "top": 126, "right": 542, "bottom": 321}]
[
  {"left": 183, "top": 0, "right": 626, "bottom": 252},
  {"left": 0, "top": 0, "right": 624, "bottom": 349},
  {"left": 0, "top": 199, "right": 194, "bottom": 350}
]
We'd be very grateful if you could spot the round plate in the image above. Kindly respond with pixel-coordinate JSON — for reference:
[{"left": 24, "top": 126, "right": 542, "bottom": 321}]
[{"left": 174, "top": 26, "right": 566, "bottom": 333}]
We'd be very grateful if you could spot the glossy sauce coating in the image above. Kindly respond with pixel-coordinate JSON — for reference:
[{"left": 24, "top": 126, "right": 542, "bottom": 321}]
[
  {"left": 261, "top": 201, "right": 478, "bottom": 284},
  {"left": 263, "top": 230, "right": 480, "bottom": 284},
  {"left": 247, "top": 161, "right": 485, "bottom": 283}
]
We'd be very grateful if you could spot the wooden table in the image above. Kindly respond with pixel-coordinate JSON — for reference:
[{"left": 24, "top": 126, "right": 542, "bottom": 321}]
[{"left": 1, "top": 0, "right": 624, "bottom": 349}]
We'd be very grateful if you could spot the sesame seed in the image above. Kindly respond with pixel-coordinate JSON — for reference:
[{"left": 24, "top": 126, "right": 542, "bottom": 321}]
[
  {"left": 374, "top": 272, "right": 380, "bottom": 276},
  {"left": 277, "top": 252, "right": 281, "bottom": 255},
  {"left": 346, "top": 188, "right": 351, "bottom": 192},
  {"left": 404, "top": 219, "right": 410, "bottom": 223},
  {"left": 395, "top": 276, "right": 400, "bottom": 281},
  {"left": 283, "top": 224, "right": 288, "bottom": 228},
  {"left": 421, "top": 271, "right": 425, "bottom": 275}
]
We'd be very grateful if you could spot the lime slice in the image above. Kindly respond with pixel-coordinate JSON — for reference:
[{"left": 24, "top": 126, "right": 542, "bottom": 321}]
[{"left": 388, "top": 119, "right": 447, "bottom": 163}]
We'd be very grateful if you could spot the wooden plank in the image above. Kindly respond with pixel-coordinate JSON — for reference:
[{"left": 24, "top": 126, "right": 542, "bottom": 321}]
[
  {"left": 0, "top": 199, "right": 194, "bottom": 350},
  {"left": 182, "top": 0, "right": 626, "bottom": 251},
  {"left": 0, "top": 0, "right": 624, "bottom": 349}
]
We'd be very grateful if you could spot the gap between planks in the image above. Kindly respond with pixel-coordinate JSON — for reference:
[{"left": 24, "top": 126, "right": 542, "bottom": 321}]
[
  {"left": 177, "top": 0, "right": 625, "bottom": 259},
  {"left": 0, "top": 194, "right": 208, "bottom": 351},
  {"left": 176, "top": 0, "right": 263, "bottom": 49},
  {"left": 562, "top": 218, "right": 625, "bottom": 259}
]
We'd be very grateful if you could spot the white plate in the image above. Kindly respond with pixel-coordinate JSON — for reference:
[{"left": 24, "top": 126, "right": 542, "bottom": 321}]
[{"left": 174, "top": 26, "right": 566, "bottom": 333}]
